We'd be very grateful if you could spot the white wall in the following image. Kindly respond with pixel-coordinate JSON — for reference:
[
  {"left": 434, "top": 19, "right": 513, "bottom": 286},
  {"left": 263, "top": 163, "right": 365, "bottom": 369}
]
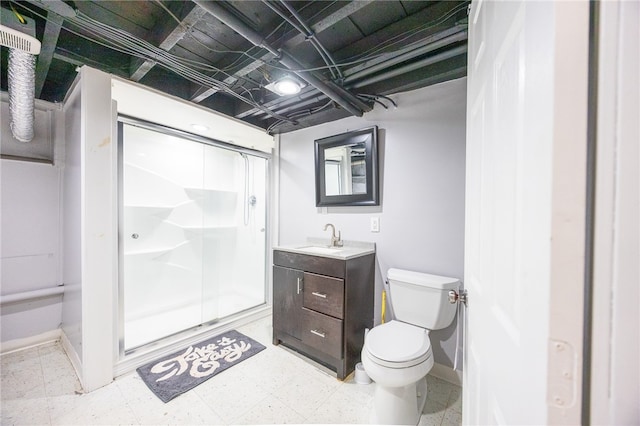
[
  {"left": 1, "top": 98, "right": 64, "bottom": 347},
  {"left": 277, "top": 78, "right": 467, "bottom": 369},
  {"left": 0, "top": 161, "right": 62, "bottom": 340}
]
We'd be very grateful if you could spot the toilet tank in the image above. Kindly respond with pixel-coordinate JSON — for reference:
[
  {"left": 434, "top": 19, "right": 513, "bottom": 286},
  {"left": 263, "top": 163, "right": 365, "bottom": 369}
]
[{"left": 387, "top": 268, "right": 460, "bottom": 330}]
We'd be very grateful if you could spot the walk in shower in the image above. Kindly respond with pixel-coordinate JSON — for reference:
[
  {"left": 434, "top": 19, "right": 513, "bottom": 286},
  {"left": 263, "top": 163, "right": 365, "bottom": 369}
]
[{"left": 118, "top": 118, "right": 268, "bottom": 352}]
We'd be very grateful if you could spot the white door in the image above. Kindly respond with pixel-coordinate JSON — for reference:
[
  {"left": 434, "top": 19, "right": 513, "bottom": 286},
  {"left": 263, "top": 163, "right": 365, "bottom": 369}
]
[{"left": 463, "top": 1, "right": 589, "bottom": 423}]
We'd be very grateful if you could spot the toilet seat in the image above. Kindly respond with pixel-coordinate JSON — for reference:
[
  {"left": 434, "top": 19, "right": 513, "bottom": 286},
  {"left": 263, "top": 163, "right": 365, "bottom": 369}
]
[{"left": 365, "top": 320, "right": 432, "bottom": 368}]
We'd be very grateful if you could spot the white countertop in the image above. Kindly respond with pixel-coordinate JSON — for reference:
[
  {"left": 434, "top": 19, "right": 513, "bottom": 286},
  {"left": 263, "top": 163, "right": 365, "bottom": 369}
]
[{"left": 273, "top": 238, "right": 375, "bottom": 260}]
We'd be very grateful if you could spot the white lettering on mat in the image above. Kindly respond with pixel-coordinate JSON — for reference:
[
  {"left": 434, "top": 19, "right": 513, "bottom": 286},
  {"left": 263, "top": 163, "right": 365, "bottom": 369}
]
[{"left": 150, "top": 336, "right": 252, "bottom": 382}]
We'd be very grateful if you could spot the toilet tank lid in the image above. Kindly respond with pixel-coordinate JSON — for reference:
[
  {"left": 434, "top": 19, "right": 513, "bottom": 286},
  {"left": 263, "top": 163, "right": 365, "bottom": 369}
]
[{"left": 387, "top": 268, "right": 460, "bottom": 290}]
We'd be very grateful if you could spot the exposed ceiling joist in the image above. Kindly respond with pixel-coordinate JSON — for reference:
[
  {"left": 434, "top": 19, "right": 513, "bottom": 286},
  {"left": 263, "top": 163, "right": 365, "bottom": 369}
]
[
  {"left": 130, "top": 3, "right": 209, "bottom": 81},
  {"left": 236, "top": 25, "right": 467, "bottom": 121},
  {"left": 333, "top": 1, "right": 466, "bottom": 63},
  {"left": 35, "top": 13, "right": 63, "bottom": 97},
  {"left": 283, "top": 0, "right": 375, "bottom": 49},
  {"left": 189, "top": 0, "right": 375, "bottom": 104},
  {"left": 193, "top": 0, "right": 371, "bottom": 118},
  {"left": 2, "top": 0, "right": 469, "bottom": 134}
]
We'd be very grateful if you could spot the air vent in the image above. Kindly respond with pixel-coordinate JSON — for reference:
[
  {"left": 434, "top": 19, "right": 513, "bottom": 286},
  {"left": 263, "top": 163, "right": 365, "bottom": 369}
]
[{"left": 0, "top": 25, "right": 40, "bottom": 54}]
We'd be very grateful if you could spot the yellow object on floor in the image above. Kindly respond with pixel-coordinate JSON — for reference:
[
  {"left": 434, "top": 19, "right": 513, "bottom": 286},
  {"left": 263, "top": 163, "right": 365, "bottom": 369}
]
[{"left": 381, "top": 290, "right": 387, "bottom": 324}]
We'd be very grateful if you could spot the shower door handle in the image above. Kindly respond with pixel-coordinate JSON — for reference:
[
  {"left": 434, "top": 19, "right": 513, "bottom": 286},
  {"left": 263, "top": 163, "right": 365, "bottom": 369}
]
[{"left": 297, "top": 277, "right": 303, "bottom": 294}]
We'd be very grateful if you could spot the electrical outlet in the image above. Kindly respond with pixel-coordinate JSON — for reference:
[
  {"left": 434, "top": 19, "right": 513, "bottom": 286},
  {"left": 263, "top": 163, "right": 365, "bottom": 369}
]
[{"left": 370, "top": 217, "right": 380, "bottom": 233}]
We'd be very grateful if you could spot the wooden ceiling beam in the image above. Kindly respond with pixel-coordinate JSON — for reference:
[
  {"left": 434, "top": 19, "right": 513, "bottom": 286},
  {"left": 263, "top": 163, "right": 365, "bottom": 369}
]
[
  {"left": 130, "top": 3, "right": 209, "bottom": 82},
  {"left": 190, "top": 0, "right": 374, "bottom": 104},
  {"left": 234, "top": 2, "right": 467, "bottom": 120},
  {"left": 333, "top": 1, "right": 467, "bottom": 62},
  {"left": 53, "top": 48, "right": 129, "bottom": 78},
  {"left": 35, "top": 13, "right": 64, "bottom": 98}
]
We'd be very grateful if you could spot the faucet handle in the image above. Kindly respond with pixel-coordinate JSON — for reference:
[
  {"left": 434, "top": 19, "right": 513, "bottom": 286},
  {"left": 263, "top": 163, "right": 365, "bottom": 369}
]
[{"left": 335, "top": 230, "right": 343, "bottom": 247}]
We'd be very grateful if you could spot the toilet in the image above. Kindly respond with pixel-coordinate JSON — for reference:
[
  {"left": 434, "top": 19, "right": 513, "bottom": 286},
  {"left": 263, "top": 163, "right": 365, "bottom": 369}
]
[{"left": 361, "top": 268, "right": 460, "bottom": 425}]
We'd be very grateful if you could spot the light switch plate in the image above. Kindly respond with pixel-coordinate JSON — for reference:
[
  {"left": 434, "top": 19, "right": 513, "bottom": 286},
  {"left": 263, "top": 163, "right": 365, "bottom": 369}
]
[{"left": 370, "top": 217, "right": 380, "bottom": 232}]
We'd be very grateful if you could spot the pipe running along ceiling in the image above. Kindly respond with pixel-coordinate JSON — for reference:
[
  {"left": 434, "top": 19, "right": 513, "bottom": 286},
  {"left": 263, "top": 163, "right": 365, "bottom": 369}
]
[{"left": 0, "top": 0, "right": 469, "bottom": 134}]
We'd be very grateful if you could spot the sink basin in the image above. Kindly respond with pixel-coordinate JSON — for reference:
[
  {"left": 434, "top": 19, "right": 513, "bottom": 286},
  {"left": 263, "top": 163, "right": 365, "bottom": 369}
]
[
  {"left": 275, "top": 240, "right": 375, "bottom": 260},
  {"left": 296, "top": 245, "right": 344, "bottom": 255}
]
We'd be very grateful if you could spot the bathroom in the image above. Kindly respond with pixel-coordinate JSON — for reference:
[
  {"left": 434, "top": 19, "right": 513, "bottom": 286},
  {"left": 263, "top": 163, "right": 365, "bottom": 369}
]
[
  {"left": 1, "top": 0, "right": 638, "bottom": 425},
  {"left": 1, "top": 53, "right": 467, "bottom": 424}
]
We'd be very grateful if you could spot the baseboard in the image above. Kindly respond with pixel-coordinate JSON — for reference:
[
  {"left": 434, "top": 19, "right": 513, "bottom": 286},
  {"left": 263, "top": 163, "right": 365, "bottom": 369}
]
[
  {"left": 60, "top": 330, "right": 84, "bottom": 390},
  {"left": 430, "top": 362, "right": 463, "bottom": 386},
  {"left": 0, "top": 329, "right": 61, "bottom": 355}
]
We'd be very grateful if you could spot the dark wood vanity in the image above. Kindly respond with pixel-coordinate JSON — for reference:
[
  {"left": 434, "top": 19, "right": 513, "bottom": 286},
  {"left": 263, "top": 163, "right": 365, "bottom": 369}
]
[{"left": 272, "top": 248, "right": 375, "bottom": 380}]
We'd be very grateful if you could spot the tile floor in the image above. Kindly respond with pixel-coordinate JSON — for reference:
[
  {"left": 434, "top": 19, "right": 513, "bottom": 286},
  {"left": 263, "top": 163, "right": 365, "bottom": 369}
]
[{"left": 0, "top": 317, "right": 462, "bottom": 425}]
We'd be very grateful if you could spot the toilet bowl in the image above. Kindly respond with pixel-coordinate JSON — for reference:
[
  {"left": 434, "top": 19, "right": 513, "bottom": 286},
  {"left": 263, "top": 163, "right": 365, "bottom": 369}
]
[
  {"left": 361, "top": 268, "right": 459, "bottom": 425},
  {"left": 362, "top": 321, "right": 434, "bottom": 425}
]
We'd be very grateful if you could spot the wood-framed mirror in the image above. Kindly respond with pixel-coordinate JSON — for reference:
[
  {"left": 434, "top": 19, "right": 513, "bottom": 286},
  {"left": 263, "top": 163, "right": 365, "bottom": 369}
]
[{"left": 314, "top": 126, "right": 379, "bottom": 207}]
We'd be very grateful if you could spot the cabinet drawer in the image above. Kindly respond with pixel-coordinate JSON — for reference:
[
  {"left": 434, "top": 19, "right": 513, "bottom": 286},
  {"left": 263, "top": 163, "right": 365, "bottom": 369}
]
[
  {"left": 303, "top": 272, "right": 344, "bottom": 319},
  {"left": 301, "top": 308, "right": 343, "bottom": 359}
]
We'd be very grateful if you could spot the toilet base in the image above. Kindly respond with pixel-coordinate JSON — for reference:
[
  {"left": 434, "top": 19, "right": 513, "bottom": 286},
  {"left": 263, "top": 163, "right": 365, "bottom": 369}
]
[{"left": 370, "top": 377, "right": 428, "bottom": 425}]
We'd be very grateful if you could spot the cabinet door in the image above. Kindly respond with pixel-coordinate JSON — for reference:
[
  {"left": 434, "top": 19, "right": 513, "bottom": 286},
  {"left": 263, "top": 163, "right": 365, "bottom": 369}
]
[{"left": 273, "top": 265, "right": 304, "bottom": 340}]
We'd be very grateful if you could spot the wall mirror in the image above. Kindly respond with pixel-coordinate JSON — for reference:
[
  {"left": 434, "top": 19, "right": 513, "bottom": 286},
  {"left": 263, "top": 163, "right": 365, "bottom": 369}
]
[{"left": 315, "top": 126, "right": 379, "bottom": 206}]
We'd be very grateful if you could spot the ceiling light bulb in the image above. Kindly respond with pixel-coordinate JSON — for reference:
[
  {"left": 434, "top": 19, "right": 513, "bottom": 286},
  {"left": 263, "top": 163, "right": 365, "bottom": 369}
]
[{"left": 274, "top": 78, "right": 301, "bottom": 95}]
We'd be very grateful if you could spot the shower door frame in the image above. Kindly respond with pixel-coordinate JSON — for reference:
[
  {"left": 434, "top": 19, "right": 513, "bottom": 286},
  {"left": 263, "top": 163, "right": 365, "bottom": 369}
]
[{"left": 116, "top": 115, "right": 271, "bottom": 360}]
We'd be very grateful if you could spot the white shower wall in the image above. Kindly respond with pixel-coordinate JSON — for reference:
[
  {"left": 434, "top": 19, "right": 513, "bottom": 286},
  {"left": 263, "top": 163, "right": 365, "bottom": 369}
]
[
  {"left": 122, "top": 124, "right": 267, "bottom": 350},
  {"left": 227, "top": 156, "right": 267, "bottom": 311}
]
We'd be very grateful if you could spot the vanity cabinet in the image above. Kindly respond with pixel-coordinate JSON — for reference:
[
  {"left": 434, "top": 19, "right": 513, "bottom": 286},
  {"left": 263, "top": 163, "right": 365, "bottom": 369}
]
[{"left": 272, "top": 249, "right": 375, "bottom": 380}]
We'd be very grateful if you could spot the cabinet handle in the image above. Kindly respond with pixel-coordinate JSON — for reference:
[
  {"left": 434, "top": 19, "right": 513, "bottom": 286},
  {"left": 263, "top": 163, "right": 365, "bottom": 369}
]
[
  {"left": 310, "top": 329, "right": 325, "bottom": 338},
  {"left": 311, "top": 291, "right": 327, "bottom": 299},
  {"left": 297, "top": 277, "right": 303, "bottom": 294}
]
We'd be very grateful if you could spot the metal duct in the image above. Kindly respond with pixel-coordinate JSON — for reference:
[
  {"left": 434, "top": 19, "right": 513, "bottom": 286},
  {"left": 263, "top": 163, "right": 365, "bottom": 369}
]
[
  {"left": 0, "top": 21, "right": 41, "bottom": 143},
  {"left": 8, "top": 49, "right": 37, "bottom": 142}
]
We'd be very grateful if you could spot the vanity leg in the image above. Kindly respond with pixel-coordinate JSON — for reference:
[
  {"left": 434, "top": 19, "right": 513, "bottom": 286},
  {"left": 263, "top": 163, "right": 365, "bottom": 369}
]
[{"left": 337, "top": 363, "right": 346, "bottom": 381}]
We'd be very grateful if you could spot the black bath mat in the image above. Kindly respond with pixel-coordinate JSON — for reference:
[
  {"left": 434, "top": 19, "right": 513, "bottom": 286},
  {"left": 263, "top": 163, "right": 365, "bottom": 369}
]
[{"left": 137, "top": 329, "right": 266, "bottom": 402}]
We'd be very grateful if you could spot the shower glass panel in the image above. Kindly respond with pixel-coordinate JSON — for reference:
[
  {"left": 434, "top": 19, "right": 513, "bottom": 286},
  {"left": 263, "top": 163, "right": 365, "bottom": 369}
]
[{"left": 120, "top": 121, "right": 267, "bottom": 351}]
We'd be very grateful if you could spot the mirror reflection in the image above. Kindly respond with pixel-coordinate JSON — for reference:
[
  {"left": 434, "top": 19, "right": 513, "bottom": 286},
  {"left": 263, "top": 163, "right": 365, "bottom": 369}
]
[
  {"left": 314, "top": 126, "right": 378, "bottom": 207},
  {"left": 324, "top": 142, "right": 367, "bottom": 196}
]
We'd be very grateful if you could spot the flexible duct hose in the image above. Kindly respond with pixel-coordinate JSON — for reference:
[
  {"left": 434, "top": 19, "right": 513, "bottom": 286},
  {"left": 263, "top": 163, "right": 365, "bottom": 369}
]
[{"left": 8, "top": 48, "right": 36, "bottom": 142}]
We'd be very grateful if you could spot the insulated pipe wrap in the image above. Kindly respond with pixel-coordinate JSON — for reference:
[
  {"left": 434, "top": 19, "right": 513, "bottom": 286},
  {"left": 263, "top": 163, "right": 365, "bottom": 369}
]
[{"left": 8, "top": 48, "right": 36, "bottom": 142}]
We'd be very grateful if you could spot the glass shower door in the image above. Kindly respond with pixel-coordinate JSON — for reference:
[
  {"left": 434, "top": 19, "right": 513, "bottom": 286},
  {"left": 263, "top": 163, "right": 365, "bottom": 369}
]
[
  {"left": 120, "top": 121, "right": 267, "bottom": 351},
  {"left": 122, "top": 124, "right": 207, "bottom": 349},
  {"left": 200, "top": 147, "right": 267, "bottom": 322}
]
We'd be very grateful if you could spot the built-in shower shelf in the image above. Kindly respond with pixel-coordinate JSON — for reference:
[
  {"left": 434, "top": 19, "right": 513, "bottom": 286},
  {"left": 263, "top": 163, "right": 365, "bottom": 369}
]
[
  {"left": 124, "top": 205, "right": 175, "bottom": 215},
  {"left": 161, "top": 262, "right": 194, "bottom": 272},
  {"left": 125, "top": 247, "right": 174, "bottom": 256},
  {"left": 124, "top": 240, "right": 191, "bottom": 257},
  {"left": 160, "top": 222, "right": 237, "bottom": 238},
  {"left": 179, "top": 225, "right": 237, "bottom": 231},
  {"left": 183, "top": 187, "right": 237, "bottom": 198}
]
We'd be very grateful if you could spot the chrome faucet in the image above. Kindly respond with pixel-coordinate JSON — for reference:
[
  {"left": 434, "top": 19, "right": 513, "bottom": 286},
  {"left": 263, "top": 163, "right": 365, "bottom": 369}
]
[{"left": 324, "top": 223, "right": 343, "bottom": 247}]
